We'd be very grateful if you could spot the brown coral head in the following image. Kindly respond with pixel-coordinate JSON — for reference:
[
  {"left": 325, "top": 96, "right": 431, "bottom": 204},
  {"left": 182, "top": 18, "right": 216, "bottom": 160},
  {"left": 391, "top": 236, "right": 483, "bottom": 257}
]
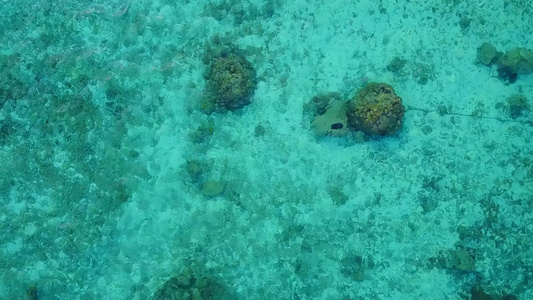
[
  {"left": 205, "top": 52, "right": 257, "bottom": 112},
  {"left": 347, "top": 83, "right": 405, "bottom": 136}
]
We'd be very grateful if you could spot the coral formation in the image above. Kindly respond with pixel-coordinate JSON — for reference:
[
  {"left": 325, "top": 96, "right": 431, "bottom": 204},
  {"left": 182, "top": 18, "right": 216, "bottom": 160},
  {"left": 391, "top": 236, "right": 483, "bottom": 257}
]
[
  {"left": 386, "top": 57, "right": 407, "bottom": 74},
  {"left": 411, "top": 63, "right": 433, "bottom": 85},
  {"left": 429, "top": 247, "right": 476, "bottom": 272},
  {"left": 201, "top": 180, "right": 225, "bottom": 197},
  {"left": 203, "top": 51, "right": 257, "bottom": 113},
  {"left": 470, "top": 285, "right": 517, "bottom": 300},
  {"left": 306, "top": 93, "right": 337, "bottom": 116},
  {"left": 497, "top": 47, "right": 533, "bottom": 82},
  {"left": 307, "top": 93, "right": 349, "bottom": 138},
  {"left": 476, "top": 43, "right": 533, "bottom": 83},
  {"left": 506, "top": 94, "right": 530, "bottom": 119},
  {"left": 346, "top": 83, "right": 405, "bottom": 136},
  {"left": 151, "top": 268, "right": 235, "bottom": 300},
  {"left": 477, "top": 42, "right": 501, "bottom": 66}
]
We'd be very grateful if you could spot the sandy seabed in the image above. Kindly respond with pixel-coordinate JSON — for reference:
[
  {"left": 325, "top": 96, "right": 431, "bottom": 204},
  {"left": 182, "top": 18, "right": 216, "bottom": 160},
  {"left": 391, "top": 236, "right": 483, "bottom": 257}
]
[{"left": 0, "top": 0, "right": 532, "bottom": 299}]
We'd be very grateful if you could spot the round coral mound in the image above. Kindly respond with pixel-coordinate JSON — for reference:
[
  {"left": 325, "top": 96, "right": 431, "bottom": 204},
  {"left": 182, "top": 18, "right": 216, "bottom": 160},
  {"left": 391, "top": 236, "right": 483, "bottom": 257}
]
[
  {"left": 205, "top": 51, "right": 257, "bottom": 112},
  {"left": 346, "top": 83, "right": 405, "bottom": 136}
]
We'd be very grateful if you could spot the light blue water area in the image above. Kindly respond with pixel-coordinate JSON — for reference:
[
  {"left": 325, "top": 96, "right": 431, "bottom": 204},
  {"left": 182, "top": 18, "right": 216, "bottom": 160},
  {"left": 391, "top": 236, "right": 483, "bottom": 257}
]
[{"left": 0, "top": 0, "right": 532, "bottom": 299}]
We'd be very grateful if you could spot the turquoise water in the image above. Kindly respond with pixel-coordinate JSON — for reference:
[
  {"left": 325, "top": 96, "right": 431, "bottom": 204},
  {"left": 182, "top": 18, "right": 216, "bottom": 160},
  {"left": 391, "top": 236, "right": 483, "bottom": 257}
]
[{"left": 0, "top": 0, "right": 532, "bottom": 299}]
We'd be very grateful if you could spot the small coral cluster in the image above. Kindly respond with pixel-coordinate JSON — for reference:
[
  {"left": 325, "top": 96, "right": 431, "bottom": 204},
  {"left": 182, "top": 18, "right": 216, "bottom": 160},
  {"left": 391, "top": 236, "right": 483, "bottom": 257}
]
[
  {"left": 151, "top": 268, "right": 235, "bottom": 300},
  {"left": 477, "top": 42, "right": 533, "bottom": 83},
  {"left": 506, "top": 94, "right": 530, "bottom": 119}
]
